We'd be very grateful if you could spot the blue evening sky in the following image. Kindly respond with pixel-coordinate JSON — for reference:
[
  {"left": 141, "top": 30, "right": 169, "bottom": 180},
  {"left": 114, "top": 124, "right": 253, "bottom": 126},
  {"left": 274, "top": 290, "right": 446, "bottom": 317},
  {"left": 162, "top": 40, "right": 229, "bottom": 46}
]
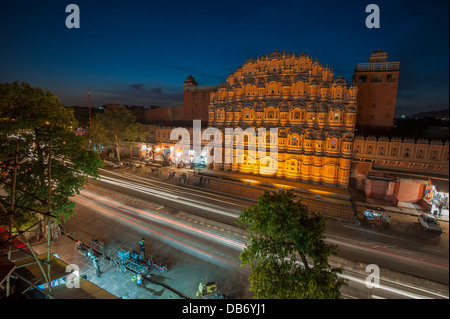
[{"left": 0, "top": 0, "right": 448, "bottom": 116}]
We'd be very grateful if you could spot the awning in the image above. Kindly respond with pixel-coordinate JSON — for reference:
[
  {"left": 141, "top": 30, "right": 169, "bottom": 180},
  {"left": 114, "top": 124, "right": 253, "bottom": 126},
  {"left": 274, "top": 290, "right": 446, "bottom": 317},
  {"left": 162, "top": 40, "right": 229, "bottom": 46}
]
[
  {"left": 430, "top": 178, "right": 449, "bottom": 193},
  {"left": 367, "top": 175, "right": 396, "bottom": 182}
]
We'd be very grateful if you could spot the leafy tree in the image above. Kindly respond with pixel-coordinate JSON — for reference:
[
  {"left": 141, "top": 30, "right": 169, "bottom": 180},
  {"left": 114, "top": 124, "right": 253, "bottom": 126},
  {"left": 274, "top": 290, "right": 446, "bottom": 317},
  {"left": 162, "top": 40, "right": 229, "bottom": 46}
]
[
  {"left": 89, "top": 107, "right": 142, "bottom": 162},
  {"left": 238, "top": 189, "right": 346, "bottom": 299},
  {"left": 0, "top": 81, "right": 102, "bottom": 227},
  {"left": 0, "top": 81, "right": 102, "bottom": 297}
]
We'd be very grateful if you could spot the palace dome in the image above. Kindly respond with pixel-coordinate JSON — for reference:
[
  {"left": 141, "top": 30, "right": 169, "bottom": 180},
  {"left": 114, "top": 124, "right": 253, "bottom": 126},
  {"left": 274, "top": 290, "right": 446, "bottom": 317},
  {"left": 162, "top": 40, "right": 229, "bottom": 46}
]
[{"left": 269, "top": 50, "right": 283, "bottom": 60}]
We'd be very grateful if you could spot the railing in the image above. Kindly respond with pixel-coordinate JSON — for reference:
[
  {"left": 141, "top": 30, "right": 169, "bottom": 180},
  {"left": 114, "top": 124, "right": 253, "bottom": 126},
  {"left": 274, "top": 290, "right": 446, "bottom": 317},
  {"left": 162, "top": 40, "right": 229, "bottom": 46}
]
[{"left": 356, "top": 62, "right": 400, "bottom": 71}]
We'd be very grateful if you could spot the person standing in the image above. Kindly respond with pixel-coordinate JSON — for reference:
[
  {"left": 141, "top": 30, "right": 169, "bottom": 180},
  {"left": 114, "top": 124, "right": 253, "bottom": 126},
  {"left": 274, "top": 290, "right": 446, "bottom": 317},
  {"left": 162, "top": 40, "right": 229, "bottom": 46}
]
[
  {"left": 92, "top": 256, "right": 101, "bottom": 277},
  {"left": 139, "top": 238, "right": 145, "bottom": 260}
]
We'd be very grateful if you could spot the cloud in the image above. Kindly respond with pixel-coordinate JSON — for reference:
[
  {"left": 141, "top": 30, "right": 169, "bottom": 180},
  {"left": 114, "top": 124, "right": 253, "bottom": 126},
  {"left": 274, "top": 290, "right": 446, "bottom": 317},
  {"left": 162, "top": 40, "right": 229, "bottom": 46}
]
[
  {"left": 130, "top": 83, "right": 163, "bottom": 95},
  {"left": 84, "top": 82, "right": 183, "bottom": 107}
]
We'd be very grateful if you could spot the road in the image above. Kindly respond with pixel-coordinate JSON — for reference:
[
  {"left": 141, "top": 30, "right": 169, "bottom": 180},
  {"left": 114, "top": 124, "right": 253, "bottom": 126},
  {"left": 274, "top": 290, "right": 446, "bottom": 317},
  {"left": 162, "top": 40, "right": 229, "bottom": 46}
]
[{"left": 64, "top": 167, "right": 449, "bottom": 298}]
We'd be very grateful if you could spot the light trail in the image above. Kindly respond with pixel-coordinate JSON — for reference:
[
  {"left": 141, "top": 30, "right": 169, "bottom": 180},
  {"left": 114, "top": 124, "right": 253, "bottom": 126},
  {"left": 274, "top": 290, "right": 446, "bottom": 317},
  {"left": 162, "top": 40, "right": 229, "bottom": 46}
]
[
  {"left": 74, "top": 196, "right": 241, "bottom": 267},
  {"left": 100, "top": 168, "right": 248, "bottom": 208},
  {"left": 97, "top": 174, "right": 239, "bottom": 219},
  {"left": 338, "top": 273, "right": 432, "bottom": 299},
  {"left": 326, "top": 237, "right": 449, "bottom": 270},
  {"left": 80, "top": 190, "right": 246, "bottom": 251},
  {"left": 81, "top": 173, "right": 449, "bottom": 299}
]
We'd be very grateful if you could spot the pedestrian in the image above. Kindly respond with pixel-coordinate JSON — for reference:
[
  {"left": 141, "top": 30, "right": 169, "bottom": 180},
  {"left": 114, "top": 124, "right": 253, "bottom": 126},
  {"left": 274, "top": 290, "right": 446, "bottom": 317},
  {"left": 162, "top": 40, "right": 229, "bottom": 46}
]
[
  {"left": 139, "top": 238, "right": 145, "bottom": 260},
  {"left": 136, "top": 273, "right": 143, "bottom": 286},
  {"left": 75, "top": 240, "right": 83, "bottom": 251},
  {"left": 92, "top": 256, "right": 101, "bottom": 277}
]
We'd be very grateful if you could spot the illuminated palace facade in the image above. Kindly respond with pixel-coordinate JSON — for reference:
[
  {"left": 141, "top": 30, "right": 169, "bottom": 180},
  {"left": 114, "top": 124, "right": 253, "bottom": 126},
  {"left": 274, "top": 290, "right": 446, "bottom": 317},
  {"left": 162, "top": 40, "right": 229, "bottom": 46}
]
[{"left": 207, "top": 50, "right": 358, "bottom": 188}]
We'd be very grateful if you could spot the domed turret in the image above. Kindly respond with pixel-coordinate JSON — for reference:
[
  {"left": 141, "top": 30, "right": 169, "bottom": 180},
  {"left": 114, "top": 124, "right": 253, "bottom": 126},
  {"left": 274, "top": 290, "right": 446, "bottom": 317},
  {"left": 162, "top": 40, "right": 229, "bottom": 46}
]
[
  {"left": 369, "top": 49, "right": 388, "bottom": 63},
  {"left": 184, "top": 75, "right": 197, "bottom": 90}
]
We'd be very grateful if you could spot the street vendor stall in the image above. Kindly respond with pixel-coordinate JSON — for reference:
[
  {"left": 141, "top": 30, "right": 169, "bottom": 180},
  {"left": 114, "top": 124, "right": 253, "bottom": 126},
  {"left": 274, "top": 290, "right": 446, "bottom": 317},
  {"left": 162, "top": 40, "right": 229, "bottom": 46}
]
[{"left": 423, "top": 178, "right": 449, "bottom": 217}]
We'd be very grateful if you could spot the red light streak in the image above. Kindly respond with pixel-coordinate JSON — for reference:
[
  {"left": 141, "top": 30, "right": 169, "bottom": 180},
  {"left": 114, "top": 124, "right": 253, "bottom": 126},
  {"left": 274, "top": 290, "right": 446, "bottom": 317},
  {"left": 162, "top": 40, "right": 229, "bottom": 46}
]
[{"left": 75, "top": 196, "right": 241, "bottom": 267}]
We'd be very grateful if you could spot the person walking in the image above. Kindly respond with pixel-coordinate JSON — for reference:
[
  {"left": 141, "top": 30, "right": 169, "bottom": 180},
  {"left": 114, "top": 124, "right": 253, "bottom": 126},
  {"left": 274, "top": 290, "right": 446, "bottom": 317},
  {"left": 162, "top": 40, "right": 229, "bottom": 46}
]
[
  {"left": 92, "top": 256, "right": 101, "bottom": 277},
  {"left": 139, "top": 238, "right": 146, "bottom": 260}
]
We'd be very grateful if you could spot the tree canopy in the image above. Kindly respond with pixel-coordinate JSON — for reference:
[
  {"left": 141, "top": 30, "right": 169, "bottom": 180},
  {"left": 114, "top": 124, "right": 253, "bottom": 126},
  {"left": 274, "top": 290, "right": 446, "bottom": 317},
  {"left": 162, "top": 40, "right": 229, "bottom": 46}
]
[
  {"left": 89, "top": 107, "right": 142, "bottom": 162},
  {"left": 0, "top": 81, "right": 102, "bottom": 229},
  {"left": 238, "top": 189, "right": 346, "bottom": 299}
]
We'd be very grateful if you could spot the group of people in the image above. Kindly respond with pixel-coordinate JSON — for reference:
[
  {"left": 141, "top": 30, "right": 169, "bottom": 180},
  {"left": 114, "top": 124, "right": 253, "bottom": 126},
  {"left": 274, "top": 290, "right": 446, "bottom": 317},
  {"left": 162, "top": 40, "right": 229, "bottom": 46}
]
[
  {"left": 75, "top": 240, "right": 102, "bottom": 277},
  {"left": 75, "top": 237, "right": 146, "bottom": 278}
]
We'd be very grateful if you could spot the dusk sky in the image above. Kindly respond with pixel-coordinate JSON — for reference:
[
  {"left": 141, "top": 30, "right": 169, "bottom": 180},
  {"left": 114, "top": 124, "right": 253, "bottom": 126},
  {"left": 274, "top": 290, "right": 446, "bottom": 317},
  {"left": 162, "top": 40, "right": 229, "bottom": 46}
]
[{"left": 0, "top": 0, "right": 448, "bottom": 116}]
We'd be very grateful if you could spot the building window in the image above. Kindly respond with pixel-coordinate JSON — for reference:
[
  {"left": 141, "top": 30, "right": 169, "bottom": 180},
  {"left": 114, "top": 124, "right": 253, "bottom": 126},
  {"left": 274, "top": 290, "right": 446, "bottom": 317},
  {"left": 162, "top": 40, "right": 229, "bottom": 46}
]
[
  {"left": 371, "top": 74, "right": 382, "bottom": 83},
  {"left": 386, "top": 74, "right": 396, "bottom": 82},
  {"left": 358, "top": 75, "right": 367, "bottom": 83}
]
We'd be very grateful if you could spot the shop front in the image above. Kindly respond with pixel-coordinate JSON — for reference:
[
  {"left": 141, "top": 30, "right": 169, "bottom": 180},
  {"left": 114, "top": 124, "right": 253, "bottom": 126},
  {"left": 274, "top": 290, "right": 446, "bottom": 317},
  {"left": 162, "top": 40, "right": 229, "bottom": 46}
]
[{"left": 423, "top": 178, "right": 449, "bottom": 217}]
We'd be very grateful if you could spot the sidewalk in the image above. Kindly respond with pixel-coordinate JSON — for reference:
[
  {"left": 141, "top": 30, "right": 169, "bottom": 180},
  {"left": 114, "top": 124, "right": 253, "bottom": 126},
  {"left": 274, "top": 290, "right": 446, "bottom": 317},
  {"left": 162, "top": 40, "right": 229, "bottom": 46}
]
[
  {"left": 33, "top": 236, "right": 185, "bottom": 299},
  {"left": 356, "top": 198, "right": 449, "bottom": 223}
]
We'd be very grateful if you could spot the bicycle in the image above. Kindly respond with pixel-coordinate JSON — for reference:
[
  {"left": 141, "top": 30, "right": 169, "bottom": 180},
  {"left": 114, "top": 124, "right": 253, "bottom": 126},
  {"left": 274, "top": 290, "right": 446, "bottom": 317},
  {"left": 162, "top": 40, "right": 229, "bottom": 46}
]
[{"left": 108, "top": 249, "right": 127, "bottom": 273}]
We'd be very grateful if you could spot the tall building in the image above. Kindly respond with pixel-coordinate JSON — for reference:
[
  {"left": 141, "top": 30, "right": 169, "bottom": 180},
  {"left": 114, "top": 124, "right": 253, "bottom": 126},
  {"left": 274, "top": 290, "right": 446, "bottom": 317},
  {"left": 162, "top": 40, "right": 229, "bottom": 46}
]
[
  {"left": 208, "top": 50, "right": 358, "bottom": 188},
  {"left": 138, "top": 75, "right": 213, "bottom": 125},
  {"left": 183, "top": 75, "right": 214, "bottom": 124},
  {"left": 352, "top": 50, "right": 400, "bottom": 128}
]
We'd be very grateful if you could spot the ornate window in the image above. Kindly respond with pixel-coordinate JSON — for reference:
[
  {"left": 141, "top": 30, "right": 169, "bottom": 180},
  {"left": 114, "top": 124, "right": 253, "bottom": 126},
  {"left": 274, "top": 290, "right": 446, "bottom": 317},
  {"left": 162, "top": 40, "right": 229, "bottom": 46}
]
[{"left": 334, "top": 112, "right": 340, "bottom": 121}]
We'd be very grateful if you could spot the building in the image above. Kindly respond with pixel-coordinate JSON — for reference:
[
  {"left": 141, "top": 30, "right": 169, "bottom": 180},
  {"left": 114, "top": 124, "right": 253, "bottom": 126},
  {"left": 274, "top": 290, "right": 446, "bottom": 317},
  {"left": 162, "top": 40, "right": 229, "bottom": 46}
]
[
  {"left": 207, "top": 50, "right": 358, "bottom": 188},
  {"left": 353, "top": 50, "right": 400, "bottom": 128},
  {"left": 183, "top": 75, "right": 214, "bottom": 123},
  {"left": 137, "top": 75, "right": 214, "bottom": 125},
  {"left": 350, "top": 50, "right": 448, "bottom": 209},
  {"left": 351, "top": 135, "right": 449, "bottom": 205}
]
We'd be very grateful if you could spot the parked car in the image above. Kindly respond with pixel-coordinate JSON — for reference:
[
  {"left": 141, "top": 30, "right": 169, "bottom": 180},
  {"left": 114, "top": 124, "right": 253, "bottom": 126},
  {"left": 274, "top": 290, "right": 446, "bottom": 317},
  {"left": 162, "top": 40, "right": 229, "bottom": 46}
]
[
  {"left": 418, "top": 213, "right": 443, "bottom": 234},
  {"left": 103, "top": 159, "right": 123, "bottom": 168}
]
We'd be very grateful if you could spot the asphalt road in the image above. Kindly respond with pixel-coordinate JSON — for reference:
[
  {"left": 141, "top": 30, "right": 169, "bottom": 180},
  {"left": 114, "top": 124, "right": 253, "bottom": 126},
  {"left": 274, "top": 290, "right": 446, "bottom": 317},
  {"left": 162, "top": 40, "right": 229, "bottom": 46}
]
[{"left": 64, "top": 167, "right": 449, "bottom": 298}]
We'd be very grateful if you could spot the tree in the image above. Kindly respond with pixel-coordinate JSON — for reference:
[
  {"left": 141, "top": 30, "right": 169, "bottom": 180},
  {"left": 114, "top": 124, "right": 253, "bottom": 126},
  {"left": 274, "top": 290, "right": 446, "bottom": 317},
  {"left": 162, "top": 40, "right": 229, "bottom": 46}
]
[
  {"left": 0, "top": 81, "right": 102, "bottom": 224},
  {"left": 0, "top": 81, "right": 102, "bottom": 296},
  {"left": 237, "top": 189, "right": 346, "bottom": 299},
  {"left": 89, "top": 107, "right": 142, "bottom": 162}
]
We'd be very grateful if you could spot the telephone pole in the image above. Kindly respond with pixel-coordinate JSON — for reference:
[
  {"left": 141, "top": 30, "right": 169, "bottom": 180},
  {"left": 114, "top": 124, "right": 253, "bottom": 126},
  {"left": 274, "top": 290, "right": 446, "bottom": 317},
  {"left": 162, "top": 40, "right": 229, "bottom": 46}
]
[{"left": 87, "top": 88, "right": 92, "bottom": 133}]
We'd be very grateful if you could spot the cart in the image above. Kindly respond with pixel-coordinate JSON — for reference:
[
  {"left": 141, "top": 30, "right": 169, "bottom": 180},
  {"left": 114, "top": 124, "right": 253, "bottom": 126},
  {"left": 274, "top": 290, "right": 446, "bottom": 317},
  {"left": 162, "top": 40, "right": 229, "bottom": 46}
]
[
  {"left": 362, "top": 209, "right": 391, "bottom": 228},
  {"left": 110, "top": 248, "right": 150, "bottom": 275}
]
